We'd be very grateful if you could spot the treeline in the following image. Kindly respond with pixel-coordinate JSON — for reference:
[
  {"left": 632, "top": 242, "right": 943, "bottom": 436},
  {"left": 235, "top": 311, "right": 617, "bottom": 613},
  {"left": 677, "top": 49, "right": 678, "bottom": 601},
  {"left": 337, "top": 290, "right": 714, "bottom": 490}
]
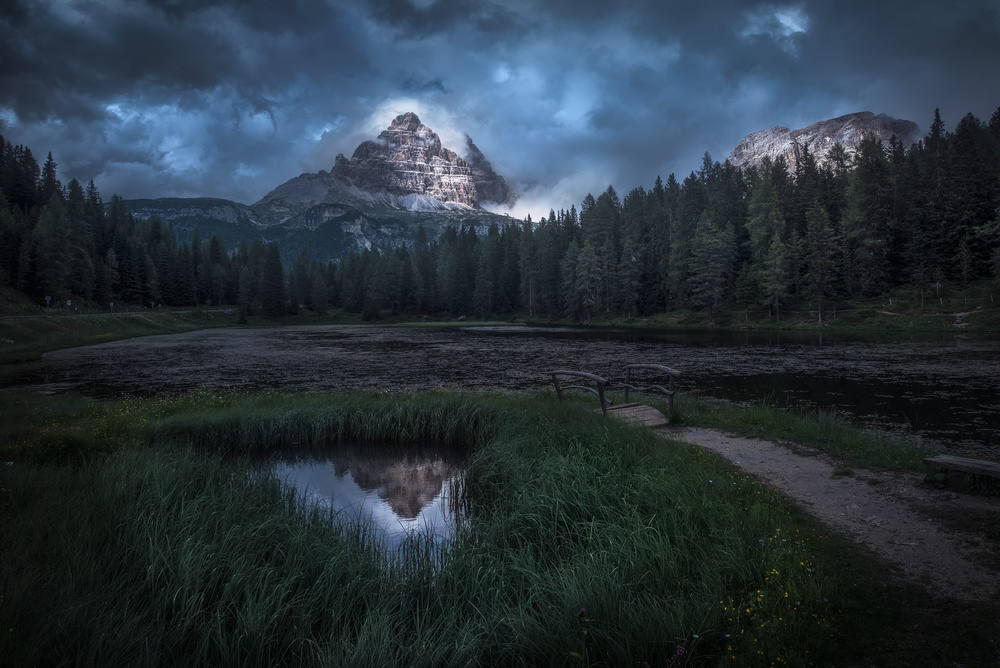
[
  {"left": 0, "top": 138, "right": 335, "bottom": 318},
  {"left": 3, "top": 106, "right": 1000, "bottom": 323},
  {"left": 336, "top": 107, "right": 1000, "bottom": 323}
]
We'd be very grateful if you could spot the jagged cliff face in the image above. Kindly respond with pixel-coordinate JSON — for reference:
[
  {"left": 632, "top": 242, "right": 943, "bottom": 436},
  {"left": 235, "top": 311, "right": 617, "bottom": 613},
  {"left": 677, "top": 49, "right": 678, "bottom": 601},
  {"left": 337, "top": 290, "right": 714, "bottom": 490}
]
[
  {"left": 336, "top": 112, "right": 480, "bottom": 206},
  {"left": 464, "top": 134, "right": 517, "bottom": 208},
  {"left": 727, "top": 111, "right": 922, "bottom": 171},
  {"left": 256, "top": 112, "right": 516, "bottom": 216}
]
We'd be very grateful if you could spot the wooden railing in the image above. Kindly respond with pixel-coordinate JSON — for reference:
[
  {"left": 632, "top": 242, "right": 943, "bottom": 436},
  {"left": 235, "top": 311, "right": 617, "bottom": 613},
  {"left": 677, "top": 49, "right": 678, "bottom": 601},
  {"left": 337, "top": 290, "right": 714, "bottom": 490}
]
[
  {"left": 547, "top": 369, "right": 612, "bottom": 416},
  {"left": 548, "top": 363, "right": 683, "bottom": 419},
  {"left": 620, "top": 363, "right": 682, "bottom": 417}
]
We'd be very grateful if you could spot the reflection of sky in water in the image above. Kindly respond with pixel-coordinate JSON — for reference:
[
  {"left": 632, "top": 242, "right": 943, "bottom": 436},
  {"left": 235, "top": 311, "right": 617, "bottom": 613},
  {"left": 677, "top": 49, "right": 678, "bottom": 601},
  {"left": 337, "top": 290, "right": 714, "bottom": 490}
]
[{"left": 272, "top": 456, "right": 461, "bottom": 550}]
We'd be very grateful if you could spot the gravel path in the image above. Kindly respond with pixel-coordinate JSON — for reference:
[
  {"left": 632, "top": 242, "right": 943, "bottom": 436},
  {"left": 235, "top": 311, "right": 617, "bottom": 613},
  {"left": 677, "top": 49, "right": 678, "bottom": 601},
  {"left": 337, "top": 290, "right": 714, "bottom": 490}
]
[{"left": 665, "top": 426, "right": 1000, "bottom": 602}]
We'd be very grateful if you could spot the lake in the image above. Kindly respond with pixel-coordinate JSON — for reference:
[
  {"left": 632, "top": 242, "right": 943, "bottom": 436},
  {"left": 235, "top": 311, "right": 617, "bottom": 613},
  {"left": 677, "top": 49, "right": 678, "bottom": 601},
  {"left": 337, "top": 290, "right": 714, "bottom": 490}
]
[{"left": 3, "top": 324, "right": 998, "bottom": 456}]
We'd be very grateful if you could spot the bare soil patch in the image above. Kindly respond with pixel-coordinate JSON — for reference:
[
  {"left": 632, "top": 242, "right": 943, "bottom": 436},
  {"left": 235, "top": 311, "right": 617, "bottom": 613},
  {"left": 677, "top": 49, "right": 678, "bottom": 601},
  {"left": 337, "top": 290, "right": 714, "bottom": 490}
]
[{"left": 665, "top": 426, "right": 1000, "bottom": 603}]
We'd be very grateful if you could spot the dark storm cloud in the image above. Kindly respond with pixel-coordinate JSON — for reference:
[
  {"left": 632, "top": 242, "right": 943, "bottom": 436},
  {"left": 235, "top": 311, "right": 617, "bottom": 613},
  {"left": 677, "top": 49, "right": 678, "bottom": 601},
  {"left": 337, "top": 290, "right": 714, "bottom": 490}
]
[
  {"left": 1, "top": 0, "right": 367, "bottom": 122},
  {"left": 402, "top": 77, "right": 450, "bottom": 94},
  {"left": 368, "top": 0, "right": 530, "bottom": 40},
  {"left": 1, "top": 0, "right": 998, "bottom": 216}
]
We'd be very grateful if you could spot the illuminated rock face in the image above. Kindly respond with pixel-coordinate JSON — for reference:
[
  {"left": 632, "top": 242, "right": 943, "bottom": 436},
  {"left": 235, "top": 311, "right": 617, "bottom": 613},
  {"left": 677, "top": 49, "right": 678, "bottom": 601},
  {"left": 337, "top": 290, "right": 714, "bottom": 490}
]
[
  {"left": 257, "top": 112, "right": 515, "bottom": 215},
  {"left": 335, "top": 112, "right": 516, "bottom": 209},
  {"left": 124, "top": 115, "right": 516, "bottom": 260},
  {"left": 338, "top": 112, "right": 479, "bottom": 208},
  {"left": 727, "top": 111, "right": 921, "bottom": 172}
]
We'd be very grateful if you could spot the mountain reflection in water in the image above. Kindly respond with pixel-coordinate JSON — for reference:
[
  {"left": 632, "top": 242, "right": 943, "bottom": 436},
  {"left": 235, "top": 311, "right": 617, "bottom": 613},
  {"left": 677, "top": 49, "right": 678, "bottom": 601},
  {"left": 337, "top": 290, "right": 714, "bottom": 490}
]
[{"left": 261, "top": 442, "right": 467, "bottom": 547}]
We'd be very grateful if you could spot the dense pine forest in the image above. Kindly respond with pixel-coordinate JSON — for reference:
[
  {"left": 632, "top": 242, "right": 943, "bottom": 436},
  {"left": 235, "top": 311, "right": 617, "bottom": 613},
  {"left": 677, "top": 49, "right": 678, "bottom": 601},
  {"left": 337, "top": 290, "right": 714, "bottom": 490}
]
[{"left": 2, "top": 107, "right": 999, "bottom": 324}]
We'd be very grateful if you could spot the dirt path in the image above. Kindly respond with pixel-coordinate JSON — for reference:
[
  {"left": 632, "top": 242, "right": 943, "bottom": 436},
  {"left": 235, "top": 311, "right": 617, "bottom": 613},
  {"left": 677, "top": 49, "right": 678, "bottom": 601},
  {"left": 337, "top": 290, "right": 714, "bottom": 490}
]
[{"left": 663, "top": 426, "right": 1000, "bottom": 603}]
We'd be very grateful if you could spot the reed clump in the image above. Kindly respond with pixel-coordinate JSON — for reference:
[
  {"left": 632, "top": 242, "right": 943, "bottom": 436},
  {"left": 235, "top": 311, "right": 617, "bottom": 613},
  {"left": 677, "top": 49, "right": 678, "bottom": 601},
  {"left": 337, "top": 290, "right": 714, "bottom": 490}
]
[{"left": 2, "top": 391, "right": 991, "bottom": 666}]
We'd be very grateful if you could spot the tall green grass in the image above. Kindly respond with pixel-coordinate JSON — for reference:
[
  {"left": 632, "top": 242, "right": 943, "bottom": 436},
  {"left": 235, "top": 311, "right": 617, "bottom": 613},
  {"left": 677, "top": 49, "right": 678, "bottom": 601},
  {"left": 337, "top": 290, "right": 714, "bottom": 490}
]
[
  {"left": 1, "top": 392, "right": 997, "bottom": 666},
  {"left": 661, "top": 394, "right": 929, "bottom": 471}
]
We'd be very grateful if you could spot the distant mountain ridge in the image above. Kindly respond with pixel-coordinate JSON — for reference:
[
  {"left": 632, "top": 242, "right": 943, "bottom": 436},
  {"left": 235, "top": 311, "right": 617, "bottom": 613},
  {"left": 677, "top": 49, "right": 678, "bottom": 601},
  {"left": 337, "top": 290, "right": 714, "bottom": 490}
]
[
  {"left": 123, "top": 113, "right": 516, "bottom": 261},
  {"left": 727, "top": 111, "right": 921, "bottom": 171},
  {"left": 125, "top": 111, "right": 926, "bottom": 262}
]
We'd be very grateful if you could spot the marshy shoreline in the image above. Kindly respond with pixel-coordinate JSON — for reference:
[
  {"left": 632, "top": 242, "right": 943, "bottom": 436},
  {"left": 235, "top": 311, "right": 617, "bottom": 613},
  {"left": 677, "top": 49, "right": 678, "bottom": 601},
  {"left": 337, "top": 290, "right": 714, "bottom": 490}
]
[
  {"left": 2, "top": 390, "right": 999, "bottom": 666},
  {"left": 2, "top": 312, "right": 999, "bottom": 665}
]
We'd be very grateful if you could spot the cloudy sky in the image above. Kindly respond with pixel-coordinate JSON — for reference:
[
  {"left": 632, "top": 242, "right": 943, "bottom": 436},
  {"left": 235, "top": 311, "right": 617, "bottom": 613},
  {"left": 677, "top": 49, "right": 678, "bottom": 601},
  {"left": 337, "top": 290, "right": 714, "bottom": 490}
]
[{"left": 2, "top": 0, "right": 999, "bottom": 218}]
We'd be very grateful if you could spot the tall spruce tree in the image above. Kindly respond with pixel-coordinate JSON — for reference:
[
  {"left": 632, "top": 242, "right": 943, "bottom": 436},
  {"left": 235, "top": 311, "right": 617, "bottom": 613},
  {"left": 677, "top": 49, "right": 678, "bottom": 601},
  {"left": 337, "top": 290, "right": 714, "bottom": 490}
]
[
  {"left": 260, "top": 243, "right": 286, "bottom": 318},
  {"left": 32, "top": 196, "right": 71, "bottom": 298},
  {"left": 843, "top": 136, "right": 893, "bottom": 296},
  {"left": 803, "top": 201, "right": 838, "bottom": 324},
  {"left": 762, "top": 236, "right": 789, "bottom": 322},
  {"left": 689, "top": 211, "right": 735, "bottom": 324}
]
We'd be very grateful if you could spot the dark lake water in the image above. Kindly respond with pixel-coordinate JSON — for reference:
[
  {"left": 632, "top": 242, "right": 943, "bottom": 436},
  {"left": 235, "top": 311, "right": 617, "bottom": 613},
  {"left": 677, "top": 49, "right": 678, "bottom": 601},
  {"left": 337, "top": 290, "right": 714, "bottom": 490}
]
[
  {"left": 3, "top": 324, "right": 999, "bottom": 456},
  {"left": 254, "top": 442, "right": 467, "bottom": 550}
]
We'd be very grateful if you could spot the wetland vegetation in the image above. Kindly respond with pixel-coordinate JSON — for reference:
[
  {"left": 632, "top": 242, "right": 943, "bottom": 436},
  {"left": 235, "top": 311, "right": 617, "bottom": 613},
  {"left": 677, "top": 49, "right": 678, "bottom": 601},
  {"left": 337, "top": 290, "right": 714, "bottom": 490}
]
[
  {"left": 2, "top": 390, "right": 998, "bottom": 667},
  {"left": 5, "top": 317, "right": 998, "bottom": 455}
]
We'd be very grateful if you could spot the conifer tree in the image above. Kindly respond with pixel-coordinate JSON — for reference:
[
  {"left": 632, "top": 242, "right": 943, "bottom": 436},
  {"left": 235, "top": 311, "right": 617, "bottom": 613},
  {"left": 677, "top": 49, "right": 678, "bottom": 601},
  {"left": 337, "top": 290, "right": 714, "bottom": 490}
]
[
  {"left": 762, "top": 236, "right": 789, "bottom": 322},
  {"left": 237, "top": 266, "right": 255, "bottom": 318},
  {"left": 616, "top": 237, "right": 642, "bottom": 318},
  {"left": 667, "top": 172, "right": 704, "bottom": 308},
  {"left": 290, "top": 246, "right": 312, "bottom": 308},
  {"left": 32, "top": 196, "right": 71, "bottom": 298},
  {"left": 803, "top": 201, "right": 838, "bottom": 324},
  {"left": 309, "top": 268, "right": 328, "bottom": 315},
  {"left": 573, "top": 240, "right": 601, "bottom": 325},
  {"left": 560, "top": 239, "right": 581, "bottom": 321},
  {"left": 173, "top": 244, "right": 197, "bottom": 306},
  {"left": 96, "top": 248, "right": 119, "bottom": 304},
  {"left": 260, "top": 243, "right": 287, "bottom": 318},
  {"left": 689, "top": 211, "right": 735, "bottom": 324},
  {"left": 843, "top": 136, "right": 893, "bottom": 295},
  {"left": 40, "top": 152, "right": 62, "bottom": 203}
]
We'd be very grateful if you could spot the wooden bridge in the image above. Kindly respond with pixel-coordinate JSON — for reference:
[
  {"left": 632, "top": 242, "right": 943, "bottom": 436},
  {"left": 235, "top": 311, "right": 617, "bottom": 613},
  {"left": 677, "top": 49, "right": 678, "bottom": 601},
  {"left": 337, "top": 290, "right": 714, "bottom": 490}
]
[{"left": 547, "top": 364, "right": 682, "bottom": 427}]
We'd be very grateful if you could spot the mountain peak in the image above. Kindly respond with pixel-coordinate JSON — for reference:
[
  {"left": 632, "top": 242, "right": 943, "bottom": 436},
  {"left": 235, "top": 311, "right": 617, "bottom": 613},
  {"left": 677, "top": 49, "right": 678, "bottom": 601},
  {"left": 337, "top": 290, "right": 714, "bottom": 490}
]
[
  {"left": 728, "top": 111, "right": 921, "bottom": 171},
  {"left": 328, "top": 111, "right": 515, "bottom": 209},
  {"left": 256, "top": 112, "right": 516, "bottom": 215},
  {"left": 388, "top": 111, "right": 423, "bottom": 132}
]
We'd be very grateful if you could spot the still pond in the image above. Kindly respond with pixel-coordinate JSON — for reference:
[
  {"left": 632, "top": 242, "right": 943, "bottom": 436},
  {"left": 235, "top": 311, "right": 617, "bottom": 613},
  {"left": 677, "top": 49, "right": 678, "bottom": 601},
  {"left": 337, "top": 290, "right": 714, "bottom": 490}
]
[{"left": 253, "top": 441, "right": 468, "bottom": 550}]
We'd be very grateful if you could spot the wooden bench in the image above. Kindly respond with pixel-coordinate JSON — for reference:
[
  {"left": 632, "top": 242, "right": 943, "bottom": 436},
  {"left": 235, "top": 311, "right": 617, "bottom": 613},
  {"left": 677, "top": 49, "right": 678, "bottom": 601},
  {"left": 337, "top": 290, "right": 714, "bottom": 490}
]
[{"left": 923, "top": 454, "right": 1000, "bottom": 488}]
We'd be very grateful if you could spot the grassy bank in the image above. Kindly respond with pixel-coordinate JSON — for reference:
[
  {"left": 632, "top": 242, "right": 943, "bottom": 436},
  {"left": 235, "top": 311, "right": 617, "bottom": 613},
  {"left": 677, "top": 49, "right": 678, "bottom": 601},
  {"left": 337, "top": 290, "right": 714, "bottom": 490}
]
[
  {"left": 4, "top": 278, "right": 1000, "bottom": 367},
  {"left": 664, "top": 395, "right": 930, "bottom": 472},
  {"left": 529, "top": 280, "right": 1000, "bottom": 332},
  {"left": 2, "top": 391, "right": 997, "bottom": 666},
  {"left": 0, "top": 305, "right": 375, "bottom": 365},
  {"left": 0, "top": 310, "right": 243, "bottom": 364}
]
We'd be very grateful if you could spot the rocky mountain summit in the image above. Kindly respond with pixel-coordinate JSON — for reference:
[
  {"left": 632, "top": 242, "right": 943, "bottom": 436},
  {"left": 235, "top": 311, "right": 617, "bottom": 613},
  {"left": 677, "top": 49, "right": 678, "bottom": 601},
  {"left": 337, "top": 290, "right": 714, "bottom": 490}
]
[
  {"left": 124, "top": 113, "right": 517, "bottom": 261},
  {"left": 255, "top": 112, "right": 515, "bottom": 218},
  {"left": 727, "top": 111, "right": 921, "bottom": 171}
]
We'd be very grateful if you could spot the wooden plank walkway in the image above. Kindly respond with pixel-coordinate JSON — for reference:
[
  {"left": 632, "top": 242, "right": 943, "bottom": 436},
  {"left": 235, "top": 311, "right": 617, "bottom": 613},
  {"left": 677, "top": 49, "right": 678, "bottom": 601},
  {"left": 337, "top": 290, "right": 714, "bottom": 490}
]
[{"left": 603, "top": 403, "right": 671, "bottom": 428}]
